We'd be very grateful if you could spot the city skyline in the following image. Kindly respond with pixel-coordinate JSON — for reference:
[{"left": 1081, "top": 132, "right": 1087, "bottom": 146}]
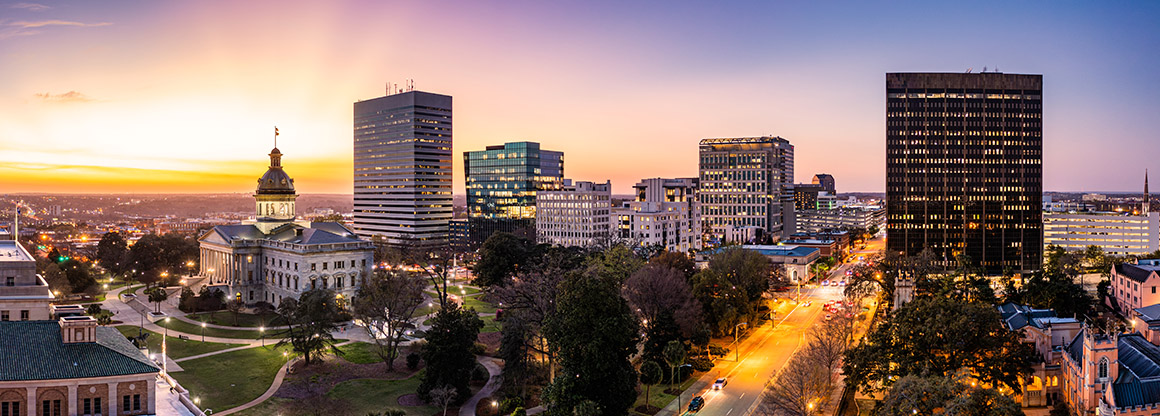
[{"left": 3, "top": 1, "right": 1160, "bottom": 194}]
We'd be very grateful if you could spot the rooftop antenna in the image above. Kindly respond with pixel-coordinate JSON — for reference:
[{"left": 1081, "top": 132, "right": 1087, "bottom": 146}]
[
  {"left": 983, "top": 66, "right": 988, "bottom": 73},
  {"left": 966, "top": 67, "right": 972, "bottom": 73}
]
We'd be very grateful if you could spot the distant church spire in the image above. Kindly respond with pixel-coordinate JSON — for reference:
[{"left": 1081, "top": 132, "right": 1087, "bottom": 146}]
[{"left": 1146, "top": 169, "right": 1151, "bottom": 214}]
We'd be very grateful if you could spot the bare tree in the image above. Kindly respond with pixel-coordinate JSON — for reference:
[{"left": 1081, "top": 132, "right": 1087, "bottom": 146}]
[
  {"left": 380, "top": 243, "right": 457, "bottom": 309},
  {"left": 806, "top": 314, "right": 853, "bottom": 388},
  {"left": 352, "top": 269, "right": 426, "bottom": 370},
  {"left": 760, "top": 347, "right": 830, "bottom": 416},
  {"left": 493, "top": 248, "right": 577, "bottom": 381},
  {"left": 429, "top": 385, "right": 457, "bottom": 416},
  {"left": 623, "top": 264, "right": 703, "bottom": 337}
]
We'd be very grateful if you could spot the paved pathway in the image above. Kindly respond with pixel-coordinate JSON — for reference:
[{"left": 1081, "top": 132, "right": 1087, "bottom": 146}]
[
  {"left": 459, "top": 356, "right": 503, "bottom": 416},
  {"left": 213, "top": 340, "right": 356, "bottom": 416},
  {"left": 155, "top": 376, "right": 196, "bottom": 416}
]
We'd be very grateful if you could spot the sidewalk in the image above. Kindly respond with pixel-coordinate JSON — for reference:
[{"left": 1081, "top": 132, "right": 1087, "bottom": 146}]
[{"left": 459, "top": 356, "right": 503, "bottom": 416}]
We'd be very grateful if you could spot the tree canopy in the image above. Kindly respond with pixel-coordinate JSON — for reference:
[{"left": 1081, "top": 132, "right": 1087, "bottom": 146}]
[{"left": 842, "top": 297, "right": 1035, "bottom": 395}]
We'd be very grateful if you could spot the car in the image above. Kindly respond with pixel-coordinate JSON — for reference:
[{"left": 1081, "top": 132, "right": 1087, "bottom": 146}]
[
  {"left": 820, "top": 280, "right": 829, "bottom": 286},
  {"left": 804, "top": 301, "right": 812, "bottom": 307},
  {"left": 825, "top": 314, "right": 833, "bottom": 321},
  {"left": 689, "top": 396, "right": 705, "bottom": 412},
  {"left": 839, "top": 280, "right": 847, "bottom": 286},
  {"left": 713, "top": 378, "right": 728, "bottom": 390},
  {"left": 846, "top": 270, "right": 853, "bottom": 276}
]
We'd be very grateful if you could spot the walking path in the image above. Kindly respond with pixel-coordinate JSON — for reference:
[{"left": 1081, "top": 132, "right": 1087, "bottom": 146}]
[
  {"left": 213, "top": 340, "right": 356, "bottom": 416},
  {"left": 459, "top": 356, "right": 503, "bottom": 416}
]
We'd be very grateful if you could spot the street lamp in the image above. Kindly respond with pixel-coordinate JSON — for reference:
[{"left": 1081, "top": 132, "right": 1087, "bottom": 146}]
[
  {"left": 260, "top": 326, "right": 266, "bottom": 347},
  {"left": 162, "top": 317, "right": 170, "bottom": 375},
  {"left": 201, "top": 322, "right": 206, "bottom": 342}
]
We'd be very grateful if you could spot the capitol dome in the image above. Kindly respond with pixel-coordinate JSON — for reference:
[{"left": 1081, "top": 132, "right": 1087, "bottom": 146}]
[{"left": 256, "top": 147, "right": 296, "bottom": 195}]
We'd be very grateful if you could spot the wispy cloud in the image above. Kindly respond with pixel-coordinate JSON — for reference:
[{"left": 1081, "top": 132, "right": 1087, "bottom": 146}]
[
  {"left": 10, "top": 3, "right": 51, "bottom": 12},
  {"left": 0, "top": 18, "right": 112, "bottom": 39},
  {"left": 33, "top": 91, "right": 95, "bottom": 103},
  {"left": 10, "top": 20, "right": 111, "bottom": 29}
]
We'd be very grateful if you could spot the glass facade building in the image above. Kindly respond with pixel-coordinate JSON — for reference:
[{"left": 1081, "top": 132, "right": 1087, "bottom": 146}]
[
  {"left": 885, "top": 72, "right": 1043, "bottom": 273},
  {"left": 464, "top": 141, "right": 563, "bottom": 247},
  {"left": 352, "top": 91, "right": 453, "bottom": 248}
]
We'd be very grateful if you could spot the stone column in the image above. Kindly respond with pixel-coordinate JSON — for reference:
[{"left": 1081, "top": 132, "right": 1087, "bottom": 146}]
[
  {"left": 107, "top": 382, "right": 117, "bottom": 416},
  {"left": 147, "top": 377, "right": 157, "bottom": 415},
  {"left": 25, "top": 387, "right": 35, "bottom": 416},
  {"left": 67, "top": 384, "right": 78, "bottom": 416}
]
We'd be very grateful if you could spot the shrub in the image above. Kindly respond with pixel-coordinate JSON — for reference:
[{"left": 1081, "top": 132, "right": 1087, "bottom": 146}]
[
  {"left": 472, "top": 363, "right": 491, "bottom": 382},
  {"left": 688, "top": 357, "right": 714, "bottom": 371},
  {"left": 472, "top": 342, "right": 488, "bottom": 355},
  {"left": 511, "top": 407, "right": 527, "bottom": 416},
  {"left": 407, "top": 352, "right": 421, "bottom": 370},
  {"left": 500, "top": 396, "right": 525, "bottom": 414}
]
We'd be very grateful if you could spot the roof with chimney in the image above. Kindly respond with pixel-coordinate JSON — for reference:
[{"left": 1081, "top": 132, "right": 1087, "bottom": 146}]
[{"left": 0, "top": 321, "right": 158, "bottom": 381}]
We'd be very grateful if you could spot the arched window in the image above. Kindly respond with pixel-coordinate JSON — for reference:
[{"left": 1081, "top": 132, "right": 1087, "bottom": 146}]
[{"left": 1098, "top": 357, "right": 1109, "bottom": 380}]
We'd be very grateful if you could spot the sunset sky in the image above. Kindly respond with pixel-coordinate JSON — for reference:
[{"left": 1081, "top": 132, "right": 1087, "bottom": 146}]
[{"left": 2, "top": 1, "right": 1159, "bottom": 194}]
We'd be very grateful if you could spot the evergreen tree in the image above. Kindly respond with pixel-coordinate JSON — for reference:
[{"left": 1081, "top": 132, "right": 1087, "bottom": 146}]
[{"left": 419, "top": 303, "right": 484, "bottom": 403}]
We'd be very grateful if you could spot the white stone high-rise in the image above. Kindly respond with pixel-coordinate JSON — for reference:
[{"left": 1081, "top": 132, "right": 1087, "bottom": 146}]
[
  {"left": 613, "top": 178, "right": 701, "bottom": 254},
  {"left": 536, "top": 180, "right": 613, "bottom": 248}
]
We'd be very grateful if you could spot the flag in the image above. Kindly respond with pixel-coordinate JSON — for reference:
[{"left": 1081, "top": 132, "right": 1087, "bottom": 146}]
[{"left": 275, "top": 126, "right": 279, "bottom": 136}]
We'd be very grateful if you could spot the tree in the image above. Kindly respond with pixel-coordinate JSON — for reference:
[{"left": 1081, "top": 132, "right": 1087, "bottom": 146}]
[
  {"left": 543, "top": 271, "right": 640, "bottom": 415},
  {"left": 639, "top": 361, "right": 663, "bottom": 412},
  {"left": 806, "top": 314, "right": 852, "bottom": 388},
  {"left": 41, "top": 263, "right": 70, "bottom": 295},
  {"left": 691, "top": 268, "right": 749, "bottom": 336},
  {"left": 875, "top": 374, "right": 1022, "bottom": 416},
  {"left": 275, "top": 289, "right": 343, "bottom": 366},
  {"left": 1049, "top": 401, "right": 1070, "bottom": 416},
  {"left": 662, "top": 340, "right": 686, "bottom": 391},
  {"left": 706, "top": 247, "right": 772, "bottom": 303},
  {"left": 145, "top": 287, "right": 169, "bottom": 313},
  {"left": 1006, "top": 271, "right": 1094, "bottom": 319},
  {"left": 473, "top": 232, "right": 533, "bottom": 287},
  {"left": 760, "top": 349, "right": 829, "bottom": 416},
  {"left": 842, "top": 297, "right": 1035, "bottom": 395},
  {"left": 583, "top": 244, "right": 646, "bottom": 285},
  {"left": 96, "top": 231, "right": 130, "bottom": 276},
  {"left": 498, "top": 315, "right": 534, "bottom": 397},
  {"left": 622, "top": 264, "right": 702, "bottom": 337},
  {"left": 226, "top": 295, "right": 243, "bottom": 325},
  {"left": 351, "top": 269, "right": 425, "bottom": 370},
  {"left": 128, "top": 233, "right": 198, "bottom": 286},
  {"left": 419, "top": 303, "right": 484, "bottom": 403},
  {"left": 429, "top": 385, "right": 457, "bottom": 416},
  {"left": 60, "top": 259, "right": 96, "bottom": 293},
  {"left": 493, "top": 247, "right": 581, "bottom": 383},
  {"left": 648, "top": 251, "right": 696, "bottom": 281}
]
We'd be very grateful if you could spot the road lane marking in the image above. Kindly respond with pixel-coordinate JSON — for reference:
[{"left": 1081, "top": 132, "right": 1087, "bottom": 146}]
[{"left": 727, "top": 408, "right": 733, "bottom": 415}]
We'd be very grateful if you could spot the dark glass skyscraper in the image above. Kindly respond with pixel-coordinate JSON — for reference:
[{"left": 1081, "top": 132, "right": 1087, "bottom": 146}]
[
  {"left": 464, "top": 141, "right": 563, "bottom": 247},
  {"left": 886, "top": 72, "right": 1042, "bottom": 273},
  {"left": 353, "top": 90, "right": 453, "bottom": 248}
]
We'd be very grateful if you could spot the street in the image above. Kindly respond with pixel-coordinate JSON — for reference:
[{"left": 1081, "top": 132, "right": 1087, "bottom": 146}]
[{"left": 674, "top": 236, "right": 884, "bottom": 416}]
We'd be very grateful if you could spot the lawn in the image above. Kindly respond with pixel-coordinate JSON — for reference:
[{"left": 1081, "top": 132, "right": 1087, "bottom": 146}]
[
  {"left": 461, "top": 296, "right": 497, "bottom": 314},
  {"left": 327, "top": 376, "right": 440, "bottom": 415},
  {"left": 339, "top": 342, "right": 385, "bottom": 365},
  {"left": 632, "top": 373, "right": 702, "bottom": 415},
  {"left": 113, "top": 326, "right": 237, "bottom": 359},
  {"left": 428, "top": 285, "right": 481, "bottom": 298},
  {"left": 155, "top": 318, "right": 270, "bottom": 339},
  {"left": 187, "top": 310, "right": 286, "bottom": 328},
  {"left": 172, "top": 345, "right": 291, "bottom": 413},
  {"left": 480, "top": 314, "right": 502, "bottom": 333},
  {"left": 412, "top": 302, "right": 441, "bottom": 318}
]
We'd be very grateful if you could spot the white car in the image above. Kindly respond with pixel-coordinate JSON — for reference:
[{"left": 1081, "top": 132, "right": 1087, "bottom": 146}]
[{"left": 713, "top": 377, "right": 728, "bottom": 390}]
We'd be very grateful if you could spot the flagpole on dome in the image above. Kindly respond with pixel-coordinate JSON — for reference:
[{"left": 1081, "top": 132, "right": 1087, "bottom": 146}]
[{"left": 274, "top": 126, "right": 279, "bottom": 148}]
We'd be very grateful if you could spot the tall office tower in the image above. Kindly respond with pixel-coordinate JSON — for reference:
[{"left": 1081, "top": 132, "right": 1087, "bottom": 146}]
[
  {"left": 464, "top": 141, "right": 564, "bottom": 247},
  {"left": 886, "top": 72, "right": 1043, "bottom": 273},
  {"left": 536, "top": 180, "right": 613, "bottom": 248},
  {"left": 353, "top": 90, "right": 453, "bottom": 248},
  {"left": 699, "top": 136, "right": 794, "bottom": 244}
]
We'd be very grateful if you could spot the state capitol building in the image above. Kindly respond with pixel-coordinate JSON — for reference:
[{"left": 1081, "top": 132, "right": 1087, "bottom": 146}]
[{"left": 198, "top": 145, "right": 374, "bottom": 306}]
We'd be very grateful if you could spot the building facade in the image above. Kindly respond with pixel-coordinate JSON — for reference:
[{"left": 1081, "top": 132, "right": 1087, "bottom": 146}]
[
  {"left": 1108, "top": 261, "right": 1160, "bottom": 317},
  {"left": 353, "top": 90, "right": 453, "bottom": 248},
  {"left": 796, "top": 206, "right": 886, "bottom": 234},
  {"left": 0, "top": 238, "right": 53, "bottom": 322},
  {"left": 614, "top": 178, "right": 701, "bottom": 254},
  {"left": 1044, "top": 211, "right": 1159, "bottom": 257},
  {"left": 999, "top": 303, "right": 1079, "bottom": 408},
  {"left": 536, "top": 180, "right": 613, "bottom": 248},
  {"left": 699, "top": 136, "right": 794, "bottom": 243},
  {"left": 812, "top": 173, "right": 836, "bottom": 194},
  {"left": 199, "top": 146, "right": 374, "bottom": 306},
  {"left": 886, "top": 72, "right": 1043, "bottom": 273},
  {"left": 464, "top": 142, "right": 564, "bottom": 247}
]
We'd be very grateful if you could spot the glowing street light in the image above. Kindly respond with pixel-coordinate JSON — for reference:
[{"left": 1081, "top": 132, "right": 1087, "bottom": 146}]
[
  {"left": 260, "top": 326, "right": 266, "bottom": 347},
  {"left": 201, "top": 322, "right": 206, "bottom": 342}
]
